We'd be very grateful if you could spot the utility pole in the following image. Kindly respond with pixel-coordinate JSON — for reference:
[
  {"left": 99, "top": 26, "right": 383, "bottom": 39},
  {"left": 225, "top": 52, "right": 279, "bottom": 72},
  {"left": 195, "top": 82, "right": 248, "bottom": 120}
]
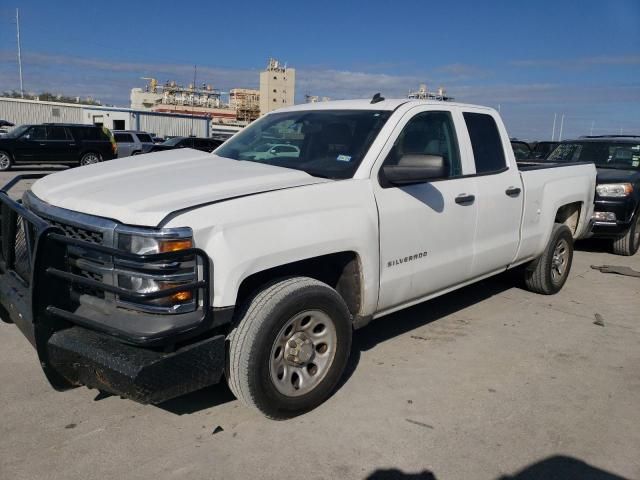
[
  {"left": 190, "top": 65, "right": 197, "bottom": 137},
  {"left": 16, "top": 8, "right": 24, "bottom": 98},
  {"left": 551, "top": 113, "right": 557, "bottom": 141},
  {"left": 558, "top": 114, "right": 565, "bottom": 141}
]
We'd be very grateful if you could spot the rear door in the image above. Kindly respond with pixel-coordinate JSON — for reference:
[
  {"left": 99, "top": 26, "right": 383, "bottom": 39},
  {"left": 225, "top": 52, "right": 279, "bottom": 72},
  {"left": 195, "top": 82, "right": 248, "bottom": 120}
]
[
  {"left": 374, "top": 106, "right": 479, "bottom": 311},
  {"left": 462, "top": 110, "right": 523, "bottom": 277},
  {"left": 114, "top": 133, "right": 134, "bottom": 157},
  {"left": 45, "top": 126, "right": 75, "bottom": 163}
]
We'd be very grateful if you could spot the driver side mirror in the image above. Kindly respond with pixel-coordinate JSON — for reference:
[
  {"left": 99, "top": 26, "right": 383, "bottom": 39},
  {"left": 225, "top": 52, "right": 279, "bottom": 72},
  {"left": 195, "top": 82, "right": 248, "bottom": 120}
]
[
  {"left": 382, "top": 154, "right": 446, "bottom": 186},
  {"left": 22, "top": 134, "right": 31, "bottom": 141}
]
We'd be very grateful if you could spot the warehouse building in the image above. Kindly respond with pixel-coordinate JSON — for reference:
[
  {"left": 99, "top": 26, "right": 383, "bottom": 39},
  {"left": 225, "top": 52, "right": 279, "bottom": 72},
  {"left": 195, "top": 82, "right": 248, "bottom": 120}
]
[{"left": 0, "top": 97, "right": 215, "bottom": 138}]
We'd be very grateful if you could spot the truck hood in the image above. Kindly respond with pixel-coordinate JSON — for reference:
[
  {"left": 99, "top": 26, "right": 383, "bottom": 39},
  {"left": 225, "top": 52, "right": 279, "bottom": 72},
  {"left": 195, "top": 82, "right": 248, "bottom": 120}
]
[
  {"left": 596, "top": 167, "right": 640, "bottom": 184},
  {"left": 31, "top": 149, "right": 329, "bottom": 226}
]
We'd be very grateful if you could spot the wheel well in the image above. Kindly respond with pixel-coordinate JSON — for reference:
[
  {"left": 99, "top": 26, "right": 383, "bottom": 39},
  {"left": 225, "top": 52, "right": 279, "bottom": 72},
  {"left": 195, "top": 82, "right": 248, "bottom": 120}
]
[
  {"left": 555, "top": 202, "right": 582, "bottom": 235},
  {"left": 235, "top": 252, "right": 363, "bottom": 316}
]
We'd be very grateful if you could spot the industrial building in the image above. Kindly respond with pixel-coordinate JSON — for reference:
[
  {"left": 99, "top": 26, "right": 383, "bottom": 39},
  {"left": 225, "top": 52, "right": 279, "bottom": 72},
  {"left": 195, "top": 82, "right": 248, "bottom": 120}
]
[
  {"left": 407, "top": 84, "right": 453, "bottom": 101},
  {"left": 130, "top": 79, "right": 238, "bottom": 124},
  {"left": 259, "top": 58, "right": 296, "bottom": 115},
  {"left": 0, "top": 97, "right": 220, "bottom": 138},
  {"left": 229, "top": 88, "right": 260, "bottom": 122}
]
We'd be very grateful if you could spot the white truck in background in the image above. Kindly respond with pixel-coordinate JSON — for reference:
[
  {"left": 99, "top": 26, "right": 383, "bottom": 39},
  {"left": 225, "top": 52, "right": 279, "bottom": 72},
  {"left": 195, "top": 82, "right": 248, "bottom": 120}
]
[{"left": 0, "top": 97, "right": 596, "bottom": 418}]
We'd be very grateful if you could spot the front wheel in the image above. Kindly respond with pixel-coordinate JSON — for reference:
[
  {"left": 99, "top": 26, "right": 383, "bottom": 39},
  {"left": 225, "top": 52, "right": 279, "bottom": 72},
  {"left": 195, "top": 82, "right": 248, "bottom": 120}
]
[
  {"left": 612, "top": 213, "right": 640, "bottom": 256},
  {"left": 524, "top": 223, "right": 574, "bottom": 295},
  {"left": 227, "top": 277, "right": 352, "bottom": 419},
  {"left": 79, "top": 152, "right": 101, "bottom": 166}
]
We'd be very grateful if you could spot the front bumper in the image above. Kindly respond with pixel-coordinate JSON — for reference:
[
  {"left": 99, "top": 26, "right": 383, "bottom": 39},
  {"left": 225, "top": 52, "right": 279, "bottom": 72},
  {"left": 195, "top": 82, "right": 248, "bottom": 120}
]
[
  {"left": 590, "top": 196, "right": 638, "bottom": 238},
  {"left": 0, "top": 175, "right": 227, "bottom": 404}
]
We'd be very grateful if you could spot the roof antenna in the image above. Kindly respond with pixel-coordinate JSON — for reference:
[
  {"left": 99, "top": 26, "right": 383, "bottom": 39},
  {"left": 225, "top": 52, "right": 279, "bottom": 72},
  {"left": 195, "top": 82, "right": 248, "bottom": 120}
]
[{"left": 370, "top": 93, "right": 384, "bottom": 104}]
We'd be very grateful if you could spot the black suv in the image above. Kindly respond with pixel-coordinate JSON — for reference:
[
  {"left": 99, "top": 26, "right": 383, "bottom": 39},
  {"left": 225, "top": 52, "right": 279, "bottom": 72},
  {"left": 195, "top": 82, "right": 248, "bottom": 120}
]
[
  {"left": 0, "top": 123, "right": 117, "bottom": 171},
  {"left": 149, "top": 136, "right": 224, "bottom": 153},
  {"left": 547, "top": 136, "right": 640, "bottom": 255}
]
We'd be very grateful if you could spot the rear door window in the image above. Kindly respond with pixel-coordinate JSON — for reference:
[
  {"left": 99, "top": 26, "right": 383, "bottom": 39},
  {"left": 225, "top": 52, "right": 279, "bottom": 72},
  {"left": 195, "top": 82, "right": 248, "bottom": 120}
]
[
  {"left": 115, "top": 133, "right": 134, "bottom": 143},
  {"left": 463, "top": 112, "right": 507, "bottom": 174},
  {"left": 47, "top": 126, "right": 71, "bottom": 141}
]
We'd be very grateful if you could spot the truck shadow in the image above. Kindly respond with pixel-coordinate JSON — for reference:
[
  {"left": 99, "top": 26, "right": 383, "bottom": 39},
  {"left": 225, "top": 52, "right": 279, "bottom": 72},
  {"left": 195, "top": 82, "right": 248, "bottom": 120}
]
[
  {"left": 158, "top": 271, "right": 517, "bottom": 415},
  {"left": 353, "top": 270, "right": 517, "bottom": 353},
  {"left": 364, "top": 455, "right": 626, "bottom": 479},
  {"left": 575, "top": 237, "right": 615, "bottom": 254}
]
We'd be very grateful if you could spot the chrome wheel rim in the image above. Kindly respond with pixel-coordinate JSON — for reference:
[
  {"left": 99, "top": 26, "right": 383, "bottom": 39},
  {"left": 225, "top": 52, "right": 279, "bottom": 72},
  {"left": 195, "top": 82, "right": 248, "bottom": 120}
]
[
  {"left": 81, "top": 153, "right": 99, "bottom": 165},
  {"left": 0, "top": 153, "right": 10, "bottom": 170},
  {"left": 269, "top": 310, "right": 337, "bottom": 397},
  {"left": 551, "top": 238, "right": 570, "bottom": 282}
]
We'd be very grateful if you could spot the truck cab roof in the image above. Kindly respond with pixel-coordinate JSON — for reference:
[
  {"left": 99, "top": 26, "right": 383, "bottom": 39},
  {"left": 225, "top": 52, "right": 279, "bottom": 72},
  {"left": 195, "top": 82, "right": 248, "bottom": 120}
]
[{"left": 276, "top": 98, "right": 495, "bottom": 113}]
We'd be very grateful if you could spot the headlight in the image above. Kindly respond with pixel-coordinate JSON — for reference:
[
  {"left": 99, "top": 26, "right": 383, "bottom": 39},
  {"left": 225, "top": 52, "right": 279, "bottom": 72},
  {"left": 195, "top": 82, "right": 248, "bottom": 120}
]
[
  {"left": 117, "top": 233, "right": 193, "bottom": 254},
  {"left": 596, "top": 183, "right": 633, "bottom": 198},
  {"left": 115, "top": 228, "right": 198, "bottom": 312}
]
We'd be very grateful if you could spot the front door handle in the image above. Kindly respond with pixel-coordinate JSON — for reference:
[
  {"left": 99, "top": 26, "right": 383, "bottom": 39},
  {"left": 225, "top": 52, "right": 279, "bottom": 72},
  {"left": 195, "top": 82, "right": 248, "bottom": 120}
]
[
  {"left": 455, "top": 194, "right": 475, "bottom": 205},
  {"left": 505, "top": 186, "right": 522, "bottom": 197}
]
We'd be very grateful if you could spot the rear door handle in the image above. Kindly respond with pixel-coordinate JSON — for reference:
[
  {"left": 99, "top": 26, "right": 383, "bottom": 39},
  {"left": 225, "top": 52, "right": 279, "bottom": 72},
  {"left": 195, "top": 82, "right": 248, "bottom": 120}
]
[
  {"left": 455, "top": 194, "right": 475, "bottom": 205},
  {"left": 505, "top": 186, "right": 522, "bottom": 197}
]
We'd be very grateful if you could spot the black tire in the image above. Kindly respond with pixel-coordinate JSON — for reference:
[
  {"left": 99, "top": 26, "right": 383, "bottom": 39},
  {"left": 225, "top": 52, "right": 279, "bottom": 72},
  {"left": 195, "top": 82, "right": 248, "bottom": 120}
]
[
  {"left": 79, "top": 152, "right": 102, "bottom": 166},
  {"left": 0, "top": 151, "right": 12, "bottom": 171},
  {"left": 612, "top": 212, "right": 640, "bottom": 256},
  {"left": 524, "top": 223, "right": 574, "bottom": 295},
  {"left": 227, "top": 277, "right": 352, "bottom": 419}
]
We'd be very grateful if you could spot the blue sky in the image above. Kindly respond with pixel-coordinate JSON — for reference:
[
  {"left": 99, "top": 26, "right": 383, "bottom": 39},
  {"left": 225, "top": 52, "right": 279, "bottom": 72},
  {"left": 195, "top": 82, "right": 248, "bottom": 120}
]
[{"left": 0, "top": 0, "right": 639, "bottom": 139}]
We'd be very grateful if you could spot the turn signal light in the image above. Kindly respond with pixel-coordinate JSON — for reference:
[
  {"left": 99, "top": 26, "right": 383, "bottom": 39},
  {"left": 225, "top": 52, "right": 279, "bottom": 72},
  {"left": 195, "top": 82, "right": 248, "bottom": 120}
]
[{"left": 159, "top": 239, "right": 193, "bottom": 253}]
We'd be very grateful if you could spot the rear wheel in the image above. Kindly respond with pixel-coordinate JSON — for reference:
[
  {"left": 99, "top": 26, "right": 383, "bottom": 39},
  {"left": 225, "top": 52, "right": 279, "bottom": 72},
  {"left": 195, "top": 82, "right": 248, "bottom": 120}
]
[
  {"left": 79, "top": 152, "right": 101, "bottom": 166},
  {"left": 0, "top": 151, "right": 12, "bottom": 171},
  {"left": 612, "top": 213, "right": 640, "bottom": 256},
  {"left": 524, "top": 223, "right": 574, "bottom": 295},
  {"left": 227, "top": 277, "right": 352, "bottom": 419}
]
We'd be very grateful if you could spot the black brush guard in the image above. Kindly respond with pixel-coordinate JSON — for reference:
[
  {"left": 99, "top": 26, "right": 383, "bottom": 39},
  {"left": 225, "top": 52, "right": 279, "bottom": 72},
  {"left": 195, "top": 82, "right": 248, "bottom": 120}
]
[{"left": 0, "top": 175, "right": 225, "bottom": 404}]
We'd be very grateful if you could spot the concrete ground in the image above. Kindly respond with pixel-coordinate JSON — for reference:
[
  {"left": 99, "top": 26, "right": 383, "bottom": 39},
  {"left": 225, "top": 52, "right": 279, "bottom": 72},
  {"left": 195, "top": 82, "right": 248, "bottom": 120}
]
[{"left": 1, "top": 168, "right": 639, "bottom": 480}]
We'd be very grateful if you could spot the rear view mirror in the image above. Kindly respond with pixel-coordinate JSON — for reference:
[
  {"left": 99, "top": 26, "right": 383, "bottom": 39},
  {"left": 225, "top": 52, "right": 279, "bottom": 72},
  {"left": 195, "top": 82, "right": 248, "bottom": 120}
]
[{"left": 382, "top": 154, "right": 445, "bottom": 185}]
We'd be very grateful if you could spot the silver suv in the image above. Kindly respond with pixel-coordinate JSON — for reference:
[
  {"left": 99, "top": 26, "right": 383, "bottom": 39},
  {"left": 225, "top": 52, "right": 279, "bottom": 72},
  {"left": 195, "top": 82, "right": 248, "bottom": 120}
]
[{"left": 113, "top": 130, "right": 155, "bottom": 157}]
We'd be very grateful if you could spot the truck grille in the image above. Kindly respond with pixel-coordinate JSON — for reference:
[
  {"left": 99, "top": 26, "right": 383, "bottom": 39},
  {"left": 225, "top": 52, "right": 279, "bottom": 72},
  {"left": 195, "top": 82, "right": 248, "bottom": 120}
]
[
  {"left": 49, "top": 220, "right": 104, "bottom": 244},
  {"left": 14, "top": 216, "right": 31, "bottom": 281},
  {"left": 45, "top": 219, "right": 108, "bottom": 299}
]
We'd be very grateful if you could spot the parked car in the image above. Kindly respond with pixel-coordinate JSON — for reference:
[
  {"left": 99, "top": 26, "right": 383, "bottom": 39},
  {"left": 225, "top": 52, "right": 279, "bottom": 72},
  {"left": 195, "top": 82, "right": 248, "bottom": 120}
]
[
  {"left": 546, "top": 135, "right": 640, "bottom": 255},
  {"left": 0, "top": 98, "right": 596, "bottom": 419},
  {"left": 113, "top": 130, "right": 155, "bottom": 157},
  {"left": 531, "top": 141, "right": 559, "bottom": 160},
  {"left": 239, "top": 143, "right": 301, "bottom": 161},
  {"left": 511, "top": 140, "right": 533, "bottom": 160},
  {"left": 149, "top": 136, "right": 224, "bottom": 153},
  {"left": 0, "top": 123, "right": 117, "bottom": 170},
  {"left": 0, "top": 120, "right": 15, "bottom": 136}
]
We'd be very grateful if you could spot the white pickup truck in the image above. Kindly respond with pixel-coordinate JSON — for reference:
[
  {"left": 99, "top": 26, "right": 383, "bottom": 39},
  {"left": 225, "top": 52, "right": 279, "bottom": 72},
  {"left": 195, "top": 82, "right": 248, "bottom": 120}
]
[{"left": 0, "top": 98, "right": 596, "bottom": 418}]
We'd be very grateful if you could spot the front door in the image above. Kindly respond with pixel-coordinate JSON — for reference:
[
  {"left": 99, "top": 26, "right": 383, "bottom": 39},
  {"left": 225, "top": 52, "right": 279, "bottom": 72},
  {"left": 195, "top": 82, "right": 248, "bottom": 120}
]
[
  {"left": 13, "top": 125, "right": 51, "bottom": 162},
  {"left": 374, "top": 108, "right": 478, "bottom": 311}
]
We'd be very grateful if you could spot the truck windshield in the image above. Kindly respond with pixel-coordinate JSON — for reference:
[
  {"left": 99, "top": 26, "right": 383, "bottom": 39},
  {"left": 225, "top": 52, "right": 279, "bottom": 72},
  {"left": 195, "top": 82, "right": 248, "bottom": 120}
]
[
  {"left": 548, "top": 141, "right": 640, "bottom": 170},
  {"left": 215, "top": 110, "right": 391, "bottom": 179}
]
